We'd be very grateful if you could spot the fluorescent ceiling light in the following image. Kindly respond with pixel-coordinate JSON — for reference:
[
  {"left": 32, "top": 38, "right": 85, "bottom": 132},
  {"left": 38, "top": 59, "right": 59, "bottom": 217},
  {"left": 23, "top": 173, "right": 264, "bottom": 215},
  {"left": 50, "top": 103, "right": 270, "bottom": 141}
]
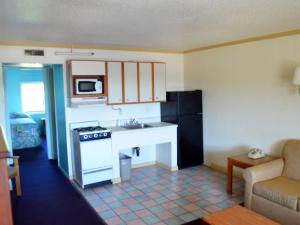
[
  {"left": 19, "top": 63, "right": 44, "bottom": 68},
  {"left": 55, "top": 52, "right": 95, "bottom": 56},
  {"left": 54, "top": 48, "right": 94, "bottom": 56}
]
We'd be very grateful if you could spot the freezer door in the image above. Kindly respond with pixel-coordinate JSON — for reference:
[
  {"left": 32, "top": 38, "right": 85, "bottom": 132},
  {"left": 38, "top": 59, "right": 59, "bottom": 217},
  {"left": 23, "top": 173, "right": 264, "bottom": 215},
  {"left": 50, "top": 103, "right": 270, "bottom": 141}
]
[
  {"left": 160, "top": 92, "right": 178, "bottom": 117},
  {"left": 161, "top": 115, "right": 178, "bottom": 125},
  {"left": 178, "top": 114, "right": 203, "bottom": 168},
  {"left": 178, "top": 90, "right": 202, "bottom": 115}
]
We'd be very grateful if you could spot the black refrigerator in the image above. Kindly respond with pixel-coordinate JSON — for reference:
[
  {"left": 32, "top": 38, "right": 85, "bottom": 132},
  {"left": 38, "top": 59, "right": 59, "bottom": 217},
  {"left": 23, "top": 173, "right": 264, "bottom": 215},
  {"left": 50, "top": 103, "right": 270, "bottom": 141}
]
[{"left": 161, "top": 90, "right": 203, "bottom": 169}]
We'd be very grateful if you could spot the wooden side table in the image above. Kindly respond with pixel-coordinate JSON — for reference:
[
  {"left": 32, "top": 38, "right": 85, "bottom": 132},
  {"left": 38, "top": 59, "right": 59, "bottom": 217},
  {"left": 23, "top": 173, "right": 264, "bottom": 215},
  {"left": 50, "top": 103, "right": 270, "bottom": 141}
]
[{"left": 227, "top": 154, "right": 278, "bottom": 194}]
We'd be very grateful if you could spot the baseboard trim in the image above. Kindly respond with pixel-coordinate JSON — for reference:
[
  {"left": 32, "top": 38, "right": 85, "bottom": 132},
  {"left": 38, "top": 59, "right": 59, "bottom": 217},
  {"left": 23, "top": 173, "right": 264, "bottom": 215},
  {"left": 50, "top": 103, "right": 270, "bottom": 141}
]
[
  {"left": 156, "top": 161, "right": 178, "bottom": 171},
  {"left": 112, "top": 178, "right": 121, "bottom": 184},
  {"left": 131, "top": 161, "right": 178, "bottom": 172},
  {"left": 210, "top": 163, "right": 243, "bottom": 179},
  {"left": 58, "top": 165, "right": 75, "bottom": 180},
  {"left": 132, "top": 161, "right": 156, "bottom": 168}
]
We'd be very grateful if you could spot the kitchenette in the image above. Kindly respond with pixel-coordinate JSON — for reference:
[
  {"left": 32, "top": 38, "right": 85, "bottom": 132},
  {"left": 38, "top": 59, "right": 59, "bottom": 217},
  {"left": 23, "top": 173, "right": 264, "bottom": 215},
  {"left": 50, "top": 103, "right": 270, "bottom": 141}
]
[
  {"left": 66, "top": 60, "right": 176, "bottom": 188},
  {"left": 70, "top": 120, "right": 177, "bottom": 188},
  {"left": 67, "top": 60, "right": 202, "bottom": 188}
]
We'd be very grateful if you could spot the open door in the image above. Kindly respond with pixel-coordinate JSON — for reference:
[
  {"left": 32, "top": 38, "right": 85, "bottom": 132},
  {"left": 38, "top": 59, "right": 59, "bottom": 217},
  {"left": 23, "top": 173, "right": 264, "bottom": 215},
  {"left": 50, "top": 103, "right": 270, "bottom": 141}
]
[
  {"left": 44, "top": 66, "right": 57, "bottom": 159},
  {"left": 52, "top": 65, "right": 68, "bottom": 174},
  {"left": 2, "top": 63, "right": 68, "bottom": 173}
]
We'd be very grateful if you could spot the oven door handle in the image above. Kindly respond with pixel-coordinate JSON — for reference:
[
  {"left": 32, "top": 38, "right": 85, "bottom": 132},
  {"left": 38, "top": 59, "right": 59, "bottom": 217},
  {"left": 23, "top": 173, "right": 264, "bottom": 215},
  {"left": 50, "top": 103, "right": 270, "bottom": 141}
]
[{"left": 82, "top": 166, "right": 112, "bottom": 175}]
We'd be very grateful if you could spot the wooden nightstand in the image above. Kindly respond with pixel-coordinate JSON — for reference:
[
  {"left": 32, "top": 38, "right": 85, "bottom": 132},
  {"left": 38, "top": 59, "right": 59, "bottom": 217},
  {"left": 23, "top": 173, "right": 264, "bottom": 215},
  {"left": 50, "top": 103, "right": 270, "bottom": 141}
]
[{"left": 227, "top": 154, "right": 278, "bottom": 194}]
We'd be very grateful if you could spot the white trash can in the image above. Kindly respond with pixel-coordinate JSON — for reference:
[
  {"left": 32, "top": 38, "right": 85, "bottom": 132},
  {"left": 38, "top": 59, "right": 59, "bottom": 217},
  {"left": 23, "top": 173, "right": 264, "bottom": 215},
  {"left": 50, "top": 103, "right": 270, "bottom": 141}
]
[{"left": 119, "top": 153, "right": 132, "bottom": 181}]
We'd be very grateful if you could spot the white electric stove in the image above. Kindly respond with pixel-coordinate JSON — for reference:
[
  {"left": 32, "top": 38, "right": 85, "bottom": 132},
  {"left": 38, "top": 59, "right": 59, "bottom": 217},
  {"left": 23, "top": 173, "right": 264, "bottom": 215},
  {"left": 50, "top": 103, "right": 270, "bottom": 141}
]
[{"left": 72, "top": 126, "right": 112, "bottom": 188}]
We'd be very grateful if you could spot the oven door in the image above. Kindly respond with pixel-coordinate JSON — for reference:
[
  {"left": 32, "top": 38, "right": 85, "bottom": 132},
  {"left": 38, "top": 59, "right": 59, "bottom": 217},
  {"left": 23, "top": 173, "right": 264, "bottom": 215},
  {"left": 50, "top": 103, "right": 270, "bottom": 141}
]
[{"left": 79, "top": 139, "right": 112, "bottom": 171}]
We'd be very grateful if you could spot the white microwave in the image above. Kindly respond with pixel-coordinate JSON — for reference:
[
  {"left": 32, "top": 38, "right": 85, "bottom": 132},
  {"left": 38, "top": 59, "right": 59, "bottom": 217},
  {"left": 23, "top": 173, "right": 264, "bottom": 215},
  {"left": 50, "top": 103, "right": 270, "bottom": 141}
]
[{"left": 75, "top": 79, "right": 103, "bottom": 95}]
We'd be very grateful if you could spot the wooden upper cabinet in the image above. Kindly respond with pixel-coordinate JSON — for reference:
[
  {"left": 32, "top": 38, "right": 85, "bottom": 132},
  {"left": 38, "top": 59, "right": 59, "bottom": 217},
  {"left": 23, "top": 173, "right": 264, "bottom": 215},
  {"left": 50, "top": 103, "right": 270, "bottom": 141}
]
[
  {"left": 68, "top": 60, "right": 166, "bottom": 105},
  {"left": 153, "top": 63, "right": 166, "bottom": 102},
  {"left": 124, "top": 62, "right": 138, "bottom": 103},
  {"left": 107, "top": 62, "right": 123, "bottom": 104},
  {"left": 71, "top": 60, "right": 105, "bottom": 75},
  {"left": 139, "top": 63, "right": 153, "bottom": 102}
]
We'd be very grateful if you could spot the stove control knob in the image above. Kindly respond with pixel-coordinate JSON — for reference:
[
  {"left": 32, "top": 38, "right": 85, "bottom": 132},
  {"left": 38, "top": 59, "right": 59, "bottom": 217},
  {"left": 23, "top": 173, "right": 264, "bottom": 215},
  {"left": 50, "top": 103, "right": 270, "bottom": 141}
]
[
  {"left": 94, "top": 133, "right": 98, "bottom": 138},
  {"left": 83, "top": 135, "right": 88, "bottom": 140},
  {"left": 103, "top": 133, "right": 107, "bottom": 137}
]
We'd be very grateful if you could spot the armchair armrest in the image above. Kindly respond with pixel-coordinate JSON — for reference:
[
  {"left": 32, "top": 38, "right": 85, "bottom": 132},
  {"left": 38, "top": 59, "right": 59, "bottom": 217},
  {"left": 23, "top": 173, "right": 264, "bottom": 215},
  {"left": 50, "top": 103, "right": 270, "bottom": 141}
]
[{"left": 243, "top": 158, "right": 284, "bottom": 208}]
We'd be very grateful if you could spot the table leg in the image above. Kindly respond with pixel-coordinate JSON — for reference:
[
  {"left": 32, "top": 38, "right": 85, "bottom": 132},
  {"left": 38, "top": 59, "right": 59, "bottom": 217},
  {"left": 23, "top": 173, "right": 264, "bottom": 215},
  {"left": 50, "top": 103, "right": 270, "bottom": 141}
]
[
  {"left": 201, "top": 220, "right": 210, "bottom": 225},
  {"left": 227, "top": 158, "right": 233, "bottom": 194}
]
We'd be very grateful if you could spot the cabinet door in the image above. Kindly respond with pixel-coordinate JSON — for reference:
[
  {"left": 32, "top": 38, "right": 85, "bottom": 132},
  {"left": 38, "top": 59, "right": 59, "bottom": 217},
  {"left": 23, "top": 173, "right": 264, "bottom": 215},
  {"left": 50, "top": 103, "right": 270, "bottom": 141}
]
[
  {"left": 124, "top": 62, "right": 138, "bottom": 103},
  {"left": 139, "top": 63, "right": 153, "bottom": 102},
  {"left": 71, "top": 61, "right": 105, "bottom": 75},
  {"left": 153, "top": 63, "right": 166, "bottom": 102},
  {"left": 107, "top": 62, "right": 123, "bottom": 104}
]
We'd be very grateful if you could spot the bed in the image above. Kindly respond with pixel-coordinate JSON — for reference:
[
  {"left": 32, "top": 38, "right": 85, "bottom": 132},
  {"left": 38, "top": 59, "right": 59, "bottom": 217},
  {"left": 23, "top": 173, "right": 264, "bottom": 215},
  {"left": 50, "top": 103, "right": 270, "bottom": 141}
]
[{"left": 10, "top": 113, "right": 41, "bottom": 149}]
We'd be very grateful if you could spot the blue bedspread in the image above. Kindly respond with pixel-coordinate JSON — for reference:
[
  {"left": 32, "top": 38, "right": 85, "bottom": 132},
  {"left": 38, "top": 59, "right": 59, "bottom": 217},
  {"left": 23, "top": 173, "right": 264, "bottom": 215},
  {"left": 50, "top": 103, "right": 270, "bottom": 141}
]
[{"left": 10, "top": 116, "right": 41, "bottom": 149}]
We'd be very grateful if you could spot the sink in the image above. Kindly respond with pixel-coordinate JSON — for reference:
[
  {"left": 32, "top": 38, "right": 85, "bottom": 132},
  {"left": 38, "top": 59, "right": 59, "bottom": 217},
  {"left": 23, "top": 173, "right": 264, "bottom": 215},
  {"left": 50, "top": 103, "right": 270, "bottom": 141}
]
[{"left": 121, "top": 123, "right": 152, "bottom": 129}]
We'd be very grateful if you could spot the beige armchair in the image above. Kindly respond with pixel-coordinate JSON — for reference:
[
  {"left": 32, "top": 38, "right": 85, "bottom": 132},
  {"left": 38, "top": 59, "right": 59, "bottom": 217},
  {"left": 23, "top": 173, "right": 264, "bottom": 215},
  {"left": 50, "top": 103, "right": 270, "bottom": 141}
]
[{"left": 243, "top": 140, "right": 300, "bottom": 225}]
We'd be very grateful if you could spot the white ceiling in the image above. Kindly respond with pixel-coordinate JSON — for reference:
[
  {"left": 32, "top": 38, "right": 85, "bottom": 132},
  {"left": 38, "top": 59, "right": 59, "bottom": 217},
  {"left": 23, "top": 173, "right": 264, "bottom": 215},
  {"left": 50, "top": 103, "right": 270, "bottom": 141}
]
[{"left": 1, "top": 0, "right": 300, "bottom": 51}]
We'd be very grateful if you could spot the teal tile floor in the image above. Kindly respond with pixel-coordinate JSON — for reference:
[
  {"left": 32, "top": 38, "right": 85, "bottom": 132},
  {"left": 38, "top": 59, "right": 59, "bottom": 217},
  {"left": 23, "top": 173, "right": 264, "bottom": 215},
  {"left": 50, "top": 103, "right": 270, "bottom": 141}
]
[{"left": 78, "top": 165, "right": 244, "bottom": 225}]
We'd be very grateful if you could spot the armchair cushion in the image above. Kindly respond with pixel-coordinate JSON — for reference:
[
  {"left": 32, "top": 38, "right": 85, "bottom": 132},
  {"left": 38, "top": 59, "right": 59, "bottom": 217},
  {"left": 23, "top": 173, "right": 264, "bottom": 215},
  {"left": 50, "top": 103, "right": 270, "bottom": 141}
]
[
  {"left": 253, "top": 176, "right": 300, "bottom": 211},
  {"left": 282, "top": 140, "right": 300, "bottom": 181}
]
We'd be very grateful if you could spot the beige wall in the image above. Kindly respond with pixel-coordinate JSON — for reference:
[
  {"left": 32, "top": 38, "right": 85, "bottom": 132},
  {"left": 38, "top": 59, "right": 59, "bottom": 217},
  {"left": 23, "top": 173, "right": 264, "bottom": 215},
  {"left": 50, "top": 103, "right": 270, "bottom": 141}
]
[{"left": 184, "top": 35, "right": 300, "bottom": 167}]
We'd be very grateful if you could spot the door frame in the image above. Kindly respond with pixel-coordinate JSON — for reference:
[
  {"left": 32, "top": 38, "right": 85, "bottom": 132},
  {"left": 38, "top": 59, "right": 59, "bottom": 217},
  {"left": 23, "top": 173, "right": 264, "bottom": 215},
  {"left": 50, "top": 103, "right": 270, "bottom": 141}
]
[{"left": 1, "top": 63, "right": 65, "bottom": 162}]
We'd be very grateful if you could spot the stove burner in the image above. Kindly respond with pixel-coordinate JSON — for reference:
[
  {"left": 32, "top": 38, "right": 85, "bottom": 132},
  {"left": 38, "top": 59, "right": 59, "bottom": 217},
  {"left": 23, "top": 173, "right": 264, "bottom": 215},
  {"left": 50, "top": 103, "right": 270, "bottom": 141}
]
[{"left": 74, "top": 126, "right": 107, "bottom": 133}]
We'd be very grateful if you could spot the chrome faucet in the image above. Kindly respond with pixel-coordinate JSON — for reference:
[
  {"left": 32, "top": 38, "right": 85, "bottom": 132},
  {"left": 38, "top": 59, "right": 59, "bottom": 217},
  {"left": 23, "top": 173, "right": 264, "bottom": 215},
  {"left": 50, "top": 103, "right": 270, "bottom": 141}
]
[{"left": 130, "top": 118, "right": 138, "bottom": 125}]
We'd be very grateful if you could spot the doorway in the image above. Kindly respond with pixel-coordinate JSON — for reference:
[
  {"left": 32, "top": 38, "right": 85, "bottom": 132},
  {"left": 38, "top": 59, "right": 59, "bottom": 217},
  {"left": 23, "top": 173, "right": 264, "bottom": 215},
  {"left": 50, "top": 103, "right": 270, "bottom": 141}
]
[{"left": 2, "top": 63, "right": 68, "bottom": 173}]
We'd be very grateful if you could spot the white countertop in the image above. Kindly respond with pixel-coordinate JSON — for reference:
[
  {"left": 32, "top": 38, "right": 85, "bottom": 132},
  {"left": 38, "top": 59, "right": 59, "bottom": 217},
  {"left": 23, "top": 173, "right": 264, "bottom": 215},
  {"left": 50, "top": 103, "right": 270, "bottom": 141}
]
[{"left": 107, "top": 122, "right": 177, "bottom": 133}]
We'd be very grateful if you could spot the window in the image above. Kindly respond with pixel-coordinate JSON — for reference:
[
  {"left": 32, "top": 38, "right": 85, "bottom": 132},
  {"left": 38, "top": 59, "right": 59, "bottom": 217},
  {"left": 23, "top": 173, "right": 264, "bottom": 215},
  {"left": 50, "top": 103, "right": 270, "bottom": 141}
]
[{"left": 21, "top": 82, "right": 45, "bottom": 113}]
